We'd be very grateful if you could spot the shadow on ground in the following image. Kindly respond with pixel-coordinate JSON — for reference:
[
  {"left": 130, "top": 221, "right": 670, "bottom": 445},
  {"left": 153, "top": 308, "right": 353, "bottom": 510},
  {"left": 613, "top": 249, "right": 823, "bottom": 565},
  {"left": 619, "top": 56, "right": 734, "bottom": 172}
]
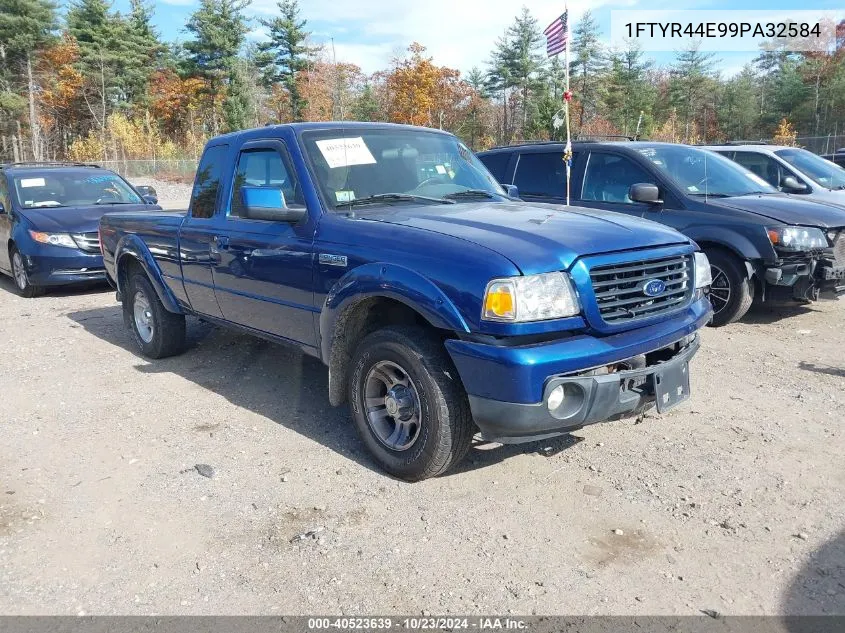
[
  {"left": 740, "top": 301, "right": 818, "bottom": 325},
  {"left": 782, "top": 530, "right": 845, "bottom": 616},
  {"left": 66, "top": 306, "right": 579, "bottom": 479},
  {"left": 798, "top": 361, "right": 845, "bottom": 378},
  {"left": 0, "top": 274, "right": 111, "bottom": 299}
]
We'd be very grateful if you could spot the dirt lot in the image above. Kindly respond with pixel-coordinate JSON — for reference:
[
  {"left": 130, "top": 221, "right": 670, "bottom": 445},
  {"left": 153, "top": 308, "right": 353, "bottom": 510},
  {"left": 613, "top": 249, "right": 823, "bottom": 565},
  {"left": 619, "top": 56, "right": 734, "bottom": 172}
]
[{"left": 0, "top": 180, "right": 843, "bottom": 616}]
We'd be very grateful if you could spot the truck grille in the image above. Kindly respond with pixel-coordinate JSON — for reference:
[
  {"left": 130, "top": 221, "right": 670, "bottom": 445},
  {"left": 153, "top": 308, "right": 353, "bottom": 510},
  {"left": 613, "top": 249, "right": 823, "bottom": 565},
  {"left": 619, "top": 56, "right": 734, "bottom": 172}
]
[
  {"left": 589, "top": 255, "right": 693, "bottom": 324},
  {"left": 72, "top": 232, "right": 101, "bottom": 253}
]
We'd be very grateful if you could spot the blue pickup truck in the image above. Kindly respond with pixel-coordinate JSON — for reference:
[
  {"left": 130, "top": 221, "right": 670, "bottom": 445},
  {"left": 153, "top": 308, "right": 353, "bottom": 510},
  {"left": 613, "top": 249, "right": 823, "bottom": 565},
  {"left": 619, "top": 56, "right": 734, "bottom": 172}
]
[{"left": 100, "top": 123, "right": 713, "bottom": 480}]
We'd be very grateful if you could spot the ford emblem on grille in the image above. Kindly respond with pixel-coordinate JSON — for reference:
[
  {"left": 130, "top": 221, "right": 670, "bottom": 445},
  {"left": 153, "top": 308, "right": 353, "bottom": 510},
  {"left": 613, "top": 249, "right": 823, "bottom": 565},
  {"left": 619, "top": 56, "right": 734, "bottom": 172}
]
[{"left": 642, "top": 278, "right": 667, "bottom": 297}]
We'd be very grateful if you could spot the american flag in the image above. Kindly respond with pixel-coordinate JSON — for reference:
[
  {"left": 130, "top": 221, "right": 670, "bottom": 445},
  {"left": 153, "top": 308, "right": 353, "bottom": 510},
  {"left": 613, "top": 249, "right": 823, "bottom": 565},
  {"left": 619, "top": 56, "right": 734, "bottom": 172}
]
[{"left": 544, "top": 11, "right": 569, "bottom": 57}]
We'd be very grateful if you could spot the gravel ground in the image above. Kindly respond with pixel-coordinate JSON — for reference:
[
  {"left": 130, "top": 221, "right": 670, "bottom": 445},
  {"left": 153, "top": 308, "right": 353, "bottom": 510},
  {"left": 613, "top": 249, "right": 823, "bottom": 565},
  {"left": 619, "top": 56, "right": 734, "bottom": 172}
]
[
  {"left": 130, "top": 177, "right": 192, "bottom": 210},
  {"left": 0, "top": 180, "right": 843, "bottom": 615}
]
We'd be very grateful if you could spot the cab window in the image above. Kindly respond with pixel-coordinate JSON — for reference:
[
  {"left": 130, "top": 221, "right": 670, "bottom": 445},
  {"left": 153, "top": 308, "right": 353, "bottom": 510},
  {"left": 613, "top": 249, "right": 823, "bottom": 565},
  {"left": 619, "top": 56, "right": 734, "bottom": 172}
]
[
  {"left": 229, "top": 147, "right": 304, "bottom": 218},
  {"left": 189, "top": 144, "right": 228, "bottom": 219},
  {"left": 581, "top": 153, "right": 653, "bottom": 204}
]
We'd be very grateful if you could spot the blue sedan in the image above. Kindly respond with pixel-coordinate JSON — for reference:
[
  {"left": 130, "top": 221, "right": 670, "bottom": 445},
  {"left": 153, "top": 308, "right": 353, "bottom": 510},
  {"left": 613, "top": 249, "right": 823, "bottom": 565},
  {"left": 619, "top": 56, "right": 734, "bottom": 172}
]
[{"left": 0, "top": 163, "right": 161, "bottom": 297}]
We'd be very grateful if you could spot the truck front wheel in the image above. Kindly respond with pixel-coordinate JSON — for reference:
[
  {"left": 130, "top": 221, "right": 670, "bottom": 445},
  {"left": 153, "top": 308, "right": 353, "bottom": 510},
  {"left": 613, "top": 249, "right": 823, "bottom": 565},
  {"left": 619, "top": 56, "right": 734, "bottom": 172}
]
[
  {"left": 349, "top": 326, "right": 474, "bottom": 481},
  {"left": 123, "top": 272, "right": 186, "bottom": 358}
]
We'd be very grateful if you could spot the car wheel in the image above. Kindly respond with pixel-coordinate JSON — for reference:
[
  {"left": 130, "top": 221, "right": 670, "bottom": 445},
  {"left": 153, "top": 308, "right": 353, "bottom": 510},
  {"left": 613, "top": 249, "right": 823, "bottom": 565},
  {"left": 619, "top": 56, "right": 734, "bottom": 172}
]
[
  {"left": 348, "top": 325, "right": 474, "bottom": 481},
  {"left": 123, "top": 272, "right": 186, "bottom": 358},
  {"left": 10, "top": 247, "right": 43, "bottom": 298},
  {"left": 706, "top": 249, "right": 754, "bottom": 326}
]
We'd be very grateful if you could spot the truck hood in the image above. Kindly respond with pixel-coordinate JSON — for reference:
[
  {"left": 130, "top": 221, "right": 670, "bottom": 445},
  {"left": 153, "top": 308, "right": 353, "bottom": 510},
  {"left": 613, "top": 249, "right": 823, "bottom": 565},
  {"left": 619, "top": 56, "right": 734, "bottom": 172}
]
[
  {"left": 710, "top": 194, "right": 845, "bottom": 228},
  {"left": 360, "top": 201, "right": 691, "bottom": 274},
  {"left": 19, "top": 204, "right": 161, "bottom": 234}
]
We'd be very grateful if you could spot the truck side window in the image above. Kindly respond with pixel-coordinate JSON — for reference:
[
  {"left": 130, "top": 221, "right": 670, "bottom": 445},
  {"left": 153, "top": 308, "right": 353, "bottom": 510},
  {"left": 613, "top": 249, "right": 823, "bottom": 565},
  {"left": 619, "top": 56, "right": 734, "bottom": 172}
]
[
  {"left": 230, "top": 147, "right": 303, "bottom": 218},
  {"left": 731, "top": 152, "right": 783, "bottom": 189},
  {"left": 513, "top": 152, "right": 570, "bottom": 197},
  {"left": 189, "top": 144, "right": 228, "bottom": 219},
  {"left": 581, "top": 153, "right": 652, "bottom": 204}
]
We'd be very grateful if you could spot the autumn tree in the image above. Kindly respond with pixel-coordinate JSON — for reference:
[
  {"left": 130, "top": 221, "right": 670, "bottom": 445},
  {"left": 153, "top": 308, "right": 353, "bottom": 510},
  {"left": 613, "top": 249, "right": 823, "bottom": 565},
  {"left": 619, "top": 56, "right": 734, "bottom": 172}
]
[
  {"left": 255, "top": 0, "right": 318, "bottom": 121},
  {"left": 0, "top": 0, "right": 58, "bottom": 159},
  {"left": 385, "top": 43, "right": 465, "bottom": 128}
]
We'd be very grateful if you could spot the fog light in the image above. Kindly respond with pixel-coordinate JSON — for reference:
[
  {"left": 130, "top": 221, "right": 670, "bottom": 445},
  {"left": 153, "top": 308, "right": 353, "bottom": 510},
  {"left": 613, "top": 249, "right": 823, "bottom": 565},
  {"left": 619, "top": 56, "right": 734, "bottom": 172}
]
[{"left": 547, "top": 385, "right": 565, "bottom": 411}]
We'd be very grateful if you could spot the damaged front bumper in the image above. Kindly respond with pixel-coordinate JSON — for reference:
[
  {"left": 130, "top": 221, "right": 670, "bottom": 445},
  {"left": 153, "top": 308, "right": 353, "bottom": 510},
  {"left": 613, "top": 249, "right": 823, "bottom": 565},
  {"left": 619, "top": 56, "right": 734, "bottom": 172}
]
[{"left": 763, "top": 253, "right": 845, "bottom": 302}]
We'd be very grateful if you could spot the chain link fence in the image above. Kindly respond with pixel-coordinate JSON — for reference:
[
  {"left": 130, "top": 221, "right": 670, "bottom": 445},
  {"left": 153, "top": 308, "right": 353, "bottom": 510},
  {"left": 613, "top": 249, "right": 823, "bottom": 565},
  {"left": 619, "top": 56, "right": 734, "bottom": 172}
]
[
  {"left": 791, "top": 135, "right": 845, "bottom": 155},
  {"left": 93, "top": 159, "right": 197, "bottom": 183}
]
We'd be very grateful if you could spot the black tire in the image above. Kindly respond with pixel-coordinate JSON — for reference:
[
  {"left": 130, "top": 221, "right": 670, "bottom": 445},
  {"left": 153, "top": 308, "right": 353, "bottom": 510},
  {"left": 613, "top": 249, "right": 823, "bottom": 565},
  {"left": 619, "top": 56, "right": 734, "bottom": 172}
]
[
  {"left": 9, "top": 246, "right": 43, "bottom": 298},
  {"left": 123, "top": 272, "right": 186, "bottom": 358},
  {"left": 706, "top": 248, "right": 754, "bottom": 327},
  {"left": 348, "top": 325, "right": 474, "bottom": 481}
]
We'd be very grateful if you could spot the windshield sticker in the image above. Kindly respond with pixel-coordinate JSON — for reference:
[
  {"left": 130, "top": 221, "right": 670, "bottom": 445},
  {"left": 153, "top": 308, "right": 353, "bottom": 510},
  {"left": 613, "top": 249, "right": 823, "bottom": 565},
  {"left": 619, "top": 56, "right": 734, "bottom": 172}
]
[
  {"left": 316, "top": 137, "right": 377, "bottom": 169},
  {"left": 435, "top": 165, "right": 447, "bottom": 175},
  {"left": 687, "top": 185, "right": 700, "bottom": 192},
  {"left": 20, "top": 177, "right": 46, "bottom": 188},
  {"left": 335, "top": 190, "right": 356, "bottom": 203}
]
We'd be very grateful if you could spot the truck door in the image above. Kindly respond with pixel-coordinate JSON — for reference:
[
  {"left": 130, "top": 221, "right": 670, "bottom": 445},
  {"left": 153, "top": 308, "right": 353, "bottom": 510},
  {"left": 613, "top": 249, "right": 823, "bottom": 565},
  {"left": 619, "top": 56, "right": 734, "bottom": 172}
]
[
  {"left": 178, "top": 143, "right": 228, "bottom": 318},
  {"left": 511, "top": 151, "right": 571, "bottom": 204},
  {"left": 211, "top": 140, "right": 317, "bottom": 347}
]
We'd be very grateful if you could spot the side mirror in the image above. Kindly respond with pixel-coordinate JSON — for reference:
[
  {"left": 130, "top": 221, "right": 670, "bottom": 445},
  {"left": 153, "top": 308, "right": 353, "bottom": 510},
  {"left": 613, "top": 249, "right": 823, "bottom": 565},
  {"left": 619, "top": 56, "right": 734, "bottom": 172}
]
[
  {"left": 142, "top": 194, "right": 158, "bottom": 205},
  {"left": 136, "top": 185, "right": 156, "bottom": 197},
  {"left": 781, "top": 176, "right": 808, "bottom": 193},
  {"left": 502, "top": 184, "right": 520, "bottom": 199},
  {"left": 241, "top": 186, "right": 305, "bottom": 223},
  {"left": 629, "top": 183, "right": 663, "bottom": 205}
]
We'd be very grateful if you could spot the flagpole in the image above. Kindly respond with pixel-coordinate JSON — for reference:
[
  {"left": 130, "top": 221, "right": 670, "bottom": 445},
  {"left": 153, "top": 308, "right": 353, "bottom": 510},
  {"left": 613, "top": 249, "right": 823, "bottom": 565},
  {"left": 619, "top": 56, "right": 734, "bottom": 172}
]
[{"left": 564, "top": 6, "right": 571, "bottom": 206}]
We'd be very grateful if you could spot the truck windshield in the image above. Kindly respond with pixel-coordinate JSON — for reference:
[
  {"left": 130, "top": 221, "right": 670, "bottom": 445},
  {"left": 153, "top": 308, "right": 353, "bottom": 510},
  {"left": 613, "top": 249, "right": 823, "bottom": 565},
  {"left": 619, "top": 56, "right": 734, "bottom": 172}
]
[
  {"left": 636, "top": 145, "right": 778, "bottom": 198},
  {"left": 12, "top": 169, "right": 143, "bottom": 209},
  {"left": 775, "top": 148, "right": 845, "bottom": 190},
  {"left": 301, "top": 128, "right": 505, "bottom": 208}
]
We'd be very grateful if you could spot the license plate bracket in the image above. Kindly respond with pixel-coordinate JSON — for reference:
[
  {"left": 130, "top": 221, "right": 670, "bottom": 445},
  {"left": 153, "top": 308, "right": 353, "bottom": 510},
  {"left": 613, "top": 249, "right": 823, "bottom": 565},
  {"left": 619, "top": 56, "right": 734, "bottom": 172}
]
[{"left": 653, "top": 359, "right": 691, "bottom": 413}]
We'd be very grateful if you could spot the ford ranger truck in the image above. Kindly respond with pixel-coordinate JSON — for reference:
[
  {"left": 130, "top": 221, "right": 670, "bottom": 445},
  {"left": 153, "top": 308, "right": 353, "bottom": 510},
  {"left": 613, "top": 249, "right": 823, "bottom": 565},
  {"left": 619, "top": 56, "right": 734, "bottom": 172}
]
[{"left": 100, "top": 123, "right": 713, "bottom": 481}]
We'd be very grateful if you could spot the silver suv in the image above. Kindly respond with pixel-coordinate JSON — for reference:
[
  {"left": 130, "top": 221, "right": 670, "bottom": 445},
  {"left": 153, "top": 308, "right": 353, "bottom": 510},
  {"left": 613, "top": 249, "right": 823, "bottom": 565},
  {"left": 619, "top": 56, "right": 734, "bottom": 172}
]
[{"left": 703, "top": 144, "right": 845, "bottom": 206}]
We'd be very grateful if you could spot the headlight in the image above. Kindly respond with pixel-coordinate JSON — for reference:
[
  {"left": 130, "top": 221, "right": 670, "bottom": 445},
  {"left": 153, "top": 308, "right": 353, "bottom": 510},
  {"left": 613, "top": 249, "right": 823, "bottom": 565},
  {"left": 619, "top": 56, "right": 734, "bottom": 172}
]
[
  {"left": 482, "top": 272, "right": 579, "bottom": 322},
  {"left": 766, "top": 226, "right": 828, "bottom": 251},
  {"left": 693, "top": 252, "right": 712, "bottom": 288},
  {"left": 29, "top": 230, "right": 78, "bottom": 249}
]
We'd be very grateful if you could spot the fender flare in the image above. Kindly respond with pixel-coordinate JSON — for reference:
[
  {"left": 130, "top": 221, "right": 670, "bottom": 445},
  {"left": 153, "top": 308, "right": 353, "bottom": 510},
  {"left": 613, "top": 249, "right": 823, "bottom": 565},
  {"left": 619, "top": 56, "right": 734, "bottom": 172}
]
[
  {"left": 115, "top": 233, "right": 182, "bottom": 314},
  {"left": 685, "top": 228, "right": 764, "bottom": 278},
  {"left": 318, "top": 262, "right": 470, "bottom": 362}
]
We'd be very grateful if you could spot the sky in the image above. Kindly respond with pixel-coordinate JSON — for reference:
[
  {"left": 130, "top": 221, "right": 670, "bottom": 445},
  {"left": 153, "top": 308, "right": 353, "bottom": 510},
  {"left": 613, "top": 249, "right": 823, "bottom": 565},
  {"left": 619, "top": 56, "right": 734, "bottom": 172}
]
[{"left": 110, "top": 0, "right": 845, "bottom": 77}]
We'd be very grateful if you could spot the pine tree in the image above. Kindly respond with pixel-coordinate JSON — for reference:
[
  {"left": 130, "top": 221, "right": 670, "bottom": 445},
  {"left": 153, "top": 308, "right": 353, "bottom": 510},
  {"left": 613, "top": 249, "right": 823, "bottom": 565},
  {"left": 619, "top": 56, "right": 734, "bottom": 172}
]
[
  {"left": 668, "top": 43, "right": 717, "bottom": 142},
  {"left": 0, "top": 0, "right": 58, "bottom": 159},
  {"left": 604, "top": 40, "right": 655, "bottom": 137},
  {"left": 503, "top": 7, "right": 545, "bottom": 140},
  {"left": 184, "top": 0, "right": 251, "bottom": 135},
  {"left": 719, "top": 66, "right": 759, "bottom": 141},
  {"left": 256, "top": 0, "right": 318, "bottom": 122},
  {"left": 352, "top": 83, "right": 380, "bottom": 121},
  {"left": 570, "top": 10, "right": 607, "bottom": 130}
]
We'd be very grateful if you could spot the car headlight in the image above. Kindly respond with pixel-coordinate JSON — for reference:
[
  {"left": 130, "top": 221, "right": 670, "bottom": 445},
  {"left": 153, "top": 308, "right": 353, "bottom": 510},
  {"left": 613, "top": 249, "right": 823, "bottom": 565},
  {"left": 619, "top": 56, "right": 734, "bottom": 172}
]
[
  {"left": 29, "top": 230, "right": 78, "bottom": 249},
  {"left": 482, "top": 272, "right": 579, "bottom": 322},
  {"left": 693, "top": 252, "right": 712, "bottom": 288},
  {"left": 766, "top": 226, "right": 828, "bottom": 251}
]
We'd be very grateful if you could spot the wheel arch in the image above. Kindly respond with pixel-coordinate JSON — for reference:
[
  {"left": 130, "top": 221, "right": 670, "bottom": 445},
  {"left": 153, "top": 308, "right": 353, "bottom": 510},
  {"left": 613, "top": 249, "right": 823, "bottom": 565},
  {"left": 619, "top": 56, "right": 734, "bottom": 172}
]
[{"left": 114, "top": 234, "right": 182, "bottom": 314}]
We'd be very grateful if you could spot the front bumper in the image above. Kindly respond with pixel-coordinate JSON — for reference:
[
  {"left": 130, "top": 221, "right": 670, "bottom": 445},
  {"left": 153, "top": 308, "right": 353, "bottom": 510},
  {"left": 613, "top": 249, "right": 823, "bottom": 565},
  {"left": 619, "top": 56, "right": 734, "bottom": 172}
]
[
  {"left": 21, "top": 252, "right": 107, "bottom": 286},
  {"left": 468, "top": 336, "right": 700, "bottom": 443},
  {"left": 763, "top": 256, "right": 845, "bottom": 301},
  {"left": 445, "top": 296, "right": 711, "bottom": 443}
]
